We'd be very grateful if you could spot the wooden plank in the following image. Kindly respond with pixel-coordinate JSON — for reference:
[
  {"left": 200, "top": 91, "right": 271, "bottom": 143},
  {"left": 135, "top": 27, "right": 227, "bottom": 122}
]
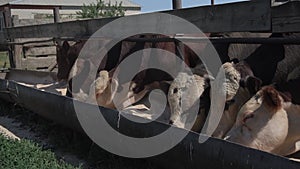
[
  {"left": 14, "top": 39, "right": 23, "bottom": 69},
  {"left": 24, "top": 46, "right": 56, "bottom": 57},
  {"left": 4, "top": 0, "right": 270, "bottom": 39},
  {"left": 0, "top": 32, "right": 6, "bottom": 43},
  {"left": 165, "top": 0, "right": 270, "bottom": 33},
  {"left": 21, "top": 56, "right": 56, "bottom": 70},
  {"left": 272, "top": 1, "right": 300, "bottom": 33}
]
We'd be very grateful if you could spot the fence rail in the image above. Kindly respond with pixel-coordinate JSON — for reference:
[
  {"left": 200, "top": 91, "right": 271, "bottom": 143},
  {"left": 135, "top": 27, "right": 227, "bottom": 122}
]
[
  {"left": 1, "top": 0, "right": 272, "bottom": 41},
  {"left": 0, "top": 1, "right": 299, "bottom": 43},
  {"left": 0, "top": 0, "right": 300, "bottom": 70}
]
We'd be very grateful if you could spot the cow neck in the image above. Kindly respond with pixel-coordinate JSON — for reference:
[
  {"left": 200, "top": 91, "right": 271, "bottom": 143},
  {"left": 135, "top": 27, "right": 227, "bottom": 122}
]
[{"left": 275, "top": 102, "right": 300, "bottom": 156}]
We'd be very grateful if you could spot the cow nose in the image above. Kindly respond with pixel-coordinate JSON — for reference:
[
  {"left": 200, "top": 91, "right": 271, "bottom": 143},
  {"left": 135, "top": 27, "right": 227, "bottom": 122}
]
[{"left": 169, "top": 120, "right": 174, "bottom": 125}]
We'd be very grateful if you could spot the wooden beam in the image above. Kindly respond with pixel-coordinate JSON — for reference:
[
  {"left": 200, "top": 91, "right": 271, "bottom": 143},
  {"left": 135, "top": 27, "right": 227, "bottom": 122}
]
[
  {"left": 7, "top": 5, "right": 60, "bottom": 10},
  {"left": 3, "top": 0, "right": 270, "bottom": 39},
  {"left": 21, "top": 56, "right": 56, "bottom": 70},
  {"left": 3, "top": 6, "right": 12, "bottom": 28},
  {"left": 272, "top": 1, "right": 300, "bottom": 33},
  {"left": 24, "top": 46, "right": 56, "bottom": 57},
  {"left": 165, "top": 0, "right": 270, "bottom": 33}
]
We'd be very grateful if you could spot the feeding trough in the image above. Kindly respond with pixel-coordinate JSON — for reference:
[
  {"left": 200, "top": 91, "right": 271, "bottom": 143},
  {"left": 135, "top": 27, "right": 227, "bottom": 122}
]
[
  {"left": 0, "top": 1, "right": 299, "bottom": 168},
  {"left": 0, "top": 69, "right": 299, "bottom": 169}
]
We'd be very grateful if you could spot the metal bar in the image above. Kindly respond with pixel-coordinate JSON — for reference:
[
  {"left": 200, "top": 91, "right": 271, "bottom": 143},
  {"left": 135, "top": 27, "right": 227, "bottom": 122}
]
[
  {"left": 125, "top": 37, "right": 300, "bottom": 44},
  {"left": 0, "top": 38, "right": 55, "bottom": 45},
  {"left": 2, "top": 36, "right": 300, "bottom": 46}
]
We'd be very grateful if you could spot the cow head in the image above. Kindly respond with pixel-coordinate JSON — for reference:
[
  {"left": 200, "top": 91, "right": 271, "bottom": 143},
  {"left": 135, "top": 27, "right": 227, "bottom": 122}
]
[
  {"left": 56, "top": 41, "right": 70, "bottom": 81},
  {"left": 211, "top": 60, "right": 261, "bottom": 138},
  {"left": 56, "top": 40, "right": 85, "bottom": 81},
  {"left": 224, "top": 86, "right": 289, "bottom": 154},
  {"left": 222, "top": 62, "right": 241, "bottom": 101},
  {"left": 87, "top": 70, "right": 119, "bottom": 109},
  {"left": 168, "top": 72, "right": 207, "bottom": 129}
]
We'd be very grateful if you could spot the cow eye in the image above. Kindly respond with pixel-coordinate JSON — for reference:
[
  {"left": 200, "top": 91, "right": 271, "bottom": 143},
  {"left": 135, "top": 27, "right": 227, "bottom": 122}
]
[
  {"left": 233, "top": 76, "right": 238, "bottom": 81},
  {"left": 173, "top": 88, "right": 178, "bottom": 94},
  {"left": 254, "top": 94, "right": 260, "bottom": 100},
  {"left": 225, "top": 99, "right": 235, "bottom": 110},
  {"left": 243, "top": 113, "right": 254, "bottom": 123},
  {"left": 228, "top": 99, "right": 235, "bottom": 105}
]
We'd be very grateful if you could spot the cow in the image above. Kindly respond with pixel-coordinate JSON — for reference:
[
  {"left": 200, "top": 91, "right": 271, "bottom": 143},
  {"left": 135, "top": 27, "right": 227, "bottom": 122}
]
[
  {"left": 211, "top": 33, "right": 285, "bottom": 138},
  {"left": 166, "top": 33, "right": 285, "bottom": 132},
  {"left": 168, "top": 72, "right": 208, "bottom": 129},
  {"left": 224, "top": 66, "right": 300, "bottom": 156},
  {"left": 86, "top": 70, "right": 118, "bottom": 109},
  {"left": 212, "top": 62, "right": 262, "bottom": 138},
  {"left": 275, "top": 66, "right": 300, "bottom": 104},
  {"left": 56, "top": 34, "right": 207, "bottom": 101},
  {"left": 224, "top": 85, "right": 300, "bottom": 156},
  {"left": 56, "top": 40, "right": 86, "bottom": 81}
]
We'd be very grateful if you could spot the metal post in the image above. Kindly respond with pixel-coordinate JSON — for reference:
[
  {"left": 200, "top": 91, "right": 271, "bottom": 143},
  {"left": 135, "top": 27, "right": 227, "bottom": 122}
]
[
  {"left": 53, "top": 7, "right": 60, "bottom": 23},
  {"left": 172, "top": 0, "right": 182, "bottom": 9}
]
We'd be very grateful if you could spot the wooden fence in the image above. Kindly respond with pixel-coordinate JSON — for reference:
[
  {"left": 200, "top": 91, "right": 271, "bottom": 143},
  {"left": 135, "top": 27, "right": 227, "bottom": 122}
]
[{"left": 0, "top": 0, "right": 299, "bottom": 71}]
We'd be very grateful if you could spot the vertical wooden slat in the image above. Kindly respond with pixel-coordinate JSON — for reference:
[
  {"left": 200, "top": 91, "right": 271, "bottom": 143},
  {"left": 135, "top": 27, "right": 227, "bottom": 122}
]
[
  {"left": 3, "top": 6, "right": 12, "bottom": 28},
  {"left": 53, "top": 7, "right": 60, "bottom": 23},
  {"left": 14, "top": 41, "right": 23, "bottom": 69}
]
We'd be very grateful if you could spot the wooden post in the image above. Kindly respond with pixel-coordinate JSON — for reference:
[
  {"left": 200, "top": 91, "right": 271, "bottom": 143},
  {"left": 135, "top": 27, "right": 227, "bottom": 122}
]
[
  {"left": 211, "top": 0, "right": 214, "bottom": 5},
  {"left": 8, "top": 47, "right": 16, "bottom": 68},
  {"left": 172, "top": 0, "right": 182, "bottom": 9},
  {"left": 53, "top": 7, "right": 60, "bottom": 23},
  {"left": 3, "top": 6, "right": 12, "bottom": 28},
  {"left": 3, "top": 6, "right": 16, "bottom": 68},
  {"left": 14, "top": 42, "right": 23, "bottom": 69}
]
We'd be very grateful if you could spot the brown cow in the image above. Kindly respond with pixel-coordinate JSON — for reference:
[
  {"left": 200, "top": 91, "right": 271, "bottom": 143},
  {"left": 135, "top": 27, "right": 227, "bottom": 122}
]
[
  {"left": 56, "top": 40, "right": 86, "bottom": 81},
  {"left": 211, "top": 33, "right": 285, "bottom": 138},
  {"left": 57, "top": 34, "right": 206, "bottom": 100}
]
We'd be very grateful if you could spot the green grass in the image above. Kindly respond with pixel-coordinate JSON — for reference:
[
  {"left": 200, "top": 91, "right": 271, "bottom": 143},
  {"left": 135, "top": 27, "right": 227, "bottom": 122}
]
[
  {"left": 0, "top": 100, "right": 158, "bottom": 169},
  {"left": 0, "top": 134, "right": 81, "bottom": 169},
  {"left": 0, "top": 52, "right": 10, "bottom": 68}
]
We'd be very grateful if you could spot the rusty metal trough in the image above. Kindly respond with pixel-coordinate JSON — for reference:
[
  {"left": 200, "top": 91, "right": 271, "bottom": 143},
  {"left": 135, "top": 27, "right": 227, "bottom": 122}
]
[{"left": 0, "top": 69, "right": 299, "bottom": 169}]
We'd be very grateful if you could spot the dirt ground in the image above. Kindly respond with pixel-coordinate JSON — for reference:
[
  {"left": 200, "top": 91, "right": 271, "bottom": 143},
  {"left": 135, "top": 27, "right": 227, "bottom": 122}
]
[{"left": 0, "top": 100, "right": 156, "bottom": 169}]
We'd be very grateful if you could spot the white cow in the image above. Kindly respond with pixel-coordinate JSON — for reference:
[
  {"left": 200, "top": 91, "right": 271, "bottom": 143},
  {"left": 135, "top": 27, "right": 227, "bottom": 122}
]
[
  {"left": 212, "top": 62, "right": 262, "bottom": 138},
  {"left": 168, "top": 72, "right": 207, "bottom": 130},
  {"left": 225, "top": 86, "right": 300, "bottom": 156}
]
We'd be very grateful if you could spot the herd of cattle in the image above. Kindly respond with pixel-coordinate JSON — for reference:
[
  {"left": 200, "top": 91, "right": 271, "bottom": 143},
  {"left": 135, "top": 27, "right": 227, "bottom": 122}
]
[{"left": 55, "top": 32, "right": 300, "bottom": 157}]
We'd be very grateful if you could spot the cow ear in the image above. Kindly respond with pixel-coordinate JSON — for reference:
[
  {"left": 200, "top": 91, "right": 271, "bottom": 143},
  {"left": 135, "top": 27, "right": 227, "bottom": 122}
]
[
  {"left": 245, "top": 76, "right": 262, "bottom": 95},
  {"left": 62, "top": 41, "right": 70, "bottom": 51},
  {"left": 262, "top": 86, "right": 282, "bottom": 110}
]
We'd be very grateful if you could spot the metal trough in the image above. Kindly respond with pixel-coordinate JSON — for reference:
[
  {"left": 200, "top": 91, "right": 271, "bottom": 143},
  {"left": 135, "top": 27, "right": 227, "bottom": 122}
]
[{"left": 0, "top": 69, "right": 299, "bottom": 169}]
